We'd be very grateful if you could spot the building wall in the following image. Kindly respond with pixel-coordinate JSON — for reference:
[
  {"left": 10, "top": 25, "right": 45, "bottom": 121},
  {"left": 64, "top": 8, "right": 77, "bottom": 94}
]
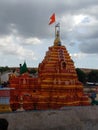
[{"left": 0, "top": 72, "right": 12, "bottom": 83}]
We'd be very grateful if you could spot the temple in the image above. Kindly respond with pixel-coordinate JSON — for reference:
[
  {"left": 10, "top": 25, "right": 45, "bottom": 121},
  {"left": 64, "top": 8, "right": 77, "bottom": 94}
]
[{"left": 9, "top": 24, "right": 90, "bottom": 111}]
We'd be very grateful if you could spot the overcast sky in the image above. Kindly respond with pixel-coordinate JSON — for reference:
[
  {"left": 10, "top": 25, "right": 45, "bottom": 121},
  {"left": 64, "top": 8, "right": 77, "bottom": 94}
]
[{"left": 0, "top": 0, "right": 98, "bottom": 69}]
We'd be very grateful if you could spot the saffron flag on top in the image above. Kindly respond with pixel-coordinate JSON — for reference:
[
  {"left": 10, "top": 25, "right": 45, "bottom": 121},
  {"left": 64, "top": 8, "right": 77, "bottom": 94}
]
[{"left": 49, "top": 13, "right": 56, "bottom": 25}]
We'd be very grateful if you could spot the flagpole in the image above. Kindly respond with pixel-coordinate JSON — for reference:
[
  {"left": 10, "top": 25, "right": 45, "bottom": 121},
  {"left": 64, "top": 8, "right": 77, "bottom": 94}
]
[
  {"left": 55, "top": 22, "right": 60, "bottom": 38},
  {"left": 55, "top": 22, "right": 56, "bottom": 39},
  {"left": 54, "top": 14, "right": 56, "bottom": 39}
]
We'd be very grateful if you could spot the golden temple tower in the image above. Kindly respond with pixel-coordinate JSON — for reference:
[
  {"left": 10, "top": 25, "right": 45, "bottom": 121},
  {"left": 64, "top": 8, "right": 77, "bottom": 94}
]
[
  {"left": 9, "top": 24, "right": 90, "bottom": 110},
  {"left": 37, "top": 24, "right": 90, "bottom": 109}
]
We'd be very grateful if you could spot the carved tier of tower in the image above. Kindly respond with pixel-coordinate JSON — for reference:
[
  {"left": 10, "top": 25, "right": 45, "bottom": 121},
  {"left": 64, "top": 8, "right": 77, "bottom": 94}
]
[{"left": 37, "top": 24, "right": 89, "bottom": 109}]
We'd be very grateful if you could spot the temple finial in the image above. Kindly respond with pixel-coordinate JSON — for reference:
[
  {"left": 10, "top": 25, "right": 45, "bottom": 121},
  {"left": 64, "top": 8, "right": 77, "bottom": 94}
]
[{"left": 54, "top": 23, "right": 61, "bottom": 46}]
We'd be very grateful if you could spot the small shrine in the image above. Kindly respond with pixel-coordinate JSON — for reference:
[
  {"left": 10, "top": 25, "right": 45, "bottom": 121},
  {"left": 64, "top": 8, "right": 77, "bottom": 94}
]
[{"left": 9, "top": 24, "right": 90, "bottom": 111}]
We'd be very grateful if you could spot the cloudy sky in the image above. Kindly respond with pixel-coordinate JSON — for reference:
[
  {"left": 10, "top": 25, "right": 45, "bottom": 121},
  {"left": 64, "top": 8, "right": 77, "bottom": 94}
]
[{"left": 0, "top": 0, "right": 98, "bottom": 69}]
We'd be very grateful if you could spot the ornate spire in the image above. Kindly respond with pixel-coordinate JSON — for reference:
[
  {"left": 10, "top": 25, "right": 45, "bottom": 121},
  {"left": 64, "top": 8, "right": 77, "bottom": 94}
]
[
  {"left": 20, "top": 61, "right": 28, "bottom": 75},
  {"left": 54, "top": 23, "right": 61, "bottom": 46}
]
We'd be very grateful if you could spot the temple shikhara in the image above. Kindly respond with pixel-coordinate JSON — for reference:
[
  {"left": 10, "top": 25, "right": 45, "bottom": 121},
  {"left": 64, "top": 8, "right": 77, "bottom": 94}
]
[{"left": 9, "top": 24, "right": 90, "bottom": 111}]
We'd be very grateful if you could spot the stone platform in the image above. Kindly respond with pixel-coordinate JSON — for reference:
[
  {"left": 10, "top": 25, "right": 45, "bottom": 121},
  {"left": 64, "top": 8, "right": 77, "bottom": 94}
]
[{"left": 0, "top": 106, "right": 98, "bottom": 130}]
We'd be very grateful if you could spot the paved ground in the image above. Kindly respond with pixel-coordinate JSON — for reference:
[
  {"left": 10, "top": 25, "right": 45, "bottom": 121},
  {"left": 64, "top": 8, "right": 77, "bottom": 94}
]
[{"left": 0, "top": 106, "right": 98, "bottom": 130}]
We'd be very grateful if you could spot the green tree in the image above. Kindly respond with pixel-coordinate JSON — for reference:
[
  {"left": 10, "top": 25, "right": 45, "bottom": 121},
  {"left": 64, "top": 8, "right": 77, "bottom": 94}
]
[
  {"left": 29, "top": 69, "right": 37, "bottom": 74},
  {"left": 0, "top": 66, "right": 10, "bottom": 73},
  {"left": 87, "top": 70, "right": 98, "bottom": 83},
  {"left": 76, "top": 68, "right": 86, "bottom": 84}
]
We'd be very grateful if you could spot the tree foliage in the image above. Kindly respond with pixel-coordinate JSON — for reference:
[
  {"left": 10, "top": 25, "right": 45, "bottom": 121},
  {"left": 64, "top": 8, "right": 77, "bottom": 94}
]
[
  {"left": 76, "top": 68, "right": 86, "bottom": 84},
  {"left": 0, "top": 66, "right": 10, "bottom": 73},
  {"left": 87, "top": 70, "right": 98, "bottom": 83},
  {"left": 76, "top": 69, "right": 98, "bottom": 84},
  {"left": 29, "top": 69, "right": 37, "bottom": 74}
]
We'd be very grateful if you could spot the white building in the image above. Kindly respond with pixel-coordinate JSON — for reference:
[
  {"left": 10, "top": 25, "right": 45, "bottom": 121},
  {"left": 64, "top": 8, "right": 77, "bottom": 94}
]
[{"left": 0, "top": 71, "right": 12, "bottom": 83}]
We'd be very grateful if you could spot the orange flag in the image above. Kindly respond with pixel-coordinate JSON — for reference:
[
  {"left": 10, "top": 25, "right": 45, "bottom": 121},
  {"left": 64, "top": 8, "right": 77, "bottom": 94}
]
[{"left": 49, "top": 13, "right": 55, "bottom": 25}]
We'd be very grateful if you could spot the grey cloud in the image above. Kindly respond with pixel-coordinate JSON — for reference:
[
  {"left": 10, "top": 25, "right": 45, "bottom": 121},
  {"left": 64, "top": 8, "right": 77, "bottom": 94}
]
[
  {"left": 0, "top": 0, "right": 98, "bottom": 56},
  {"left": 79, "top": 39, "right": 98, "bottom": 54},
  {"left": 0, "top": 0, "right": 98, "bottom": 38},
  {"left": 74, "top": 23, "right": 98, "bottom": 40}
]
